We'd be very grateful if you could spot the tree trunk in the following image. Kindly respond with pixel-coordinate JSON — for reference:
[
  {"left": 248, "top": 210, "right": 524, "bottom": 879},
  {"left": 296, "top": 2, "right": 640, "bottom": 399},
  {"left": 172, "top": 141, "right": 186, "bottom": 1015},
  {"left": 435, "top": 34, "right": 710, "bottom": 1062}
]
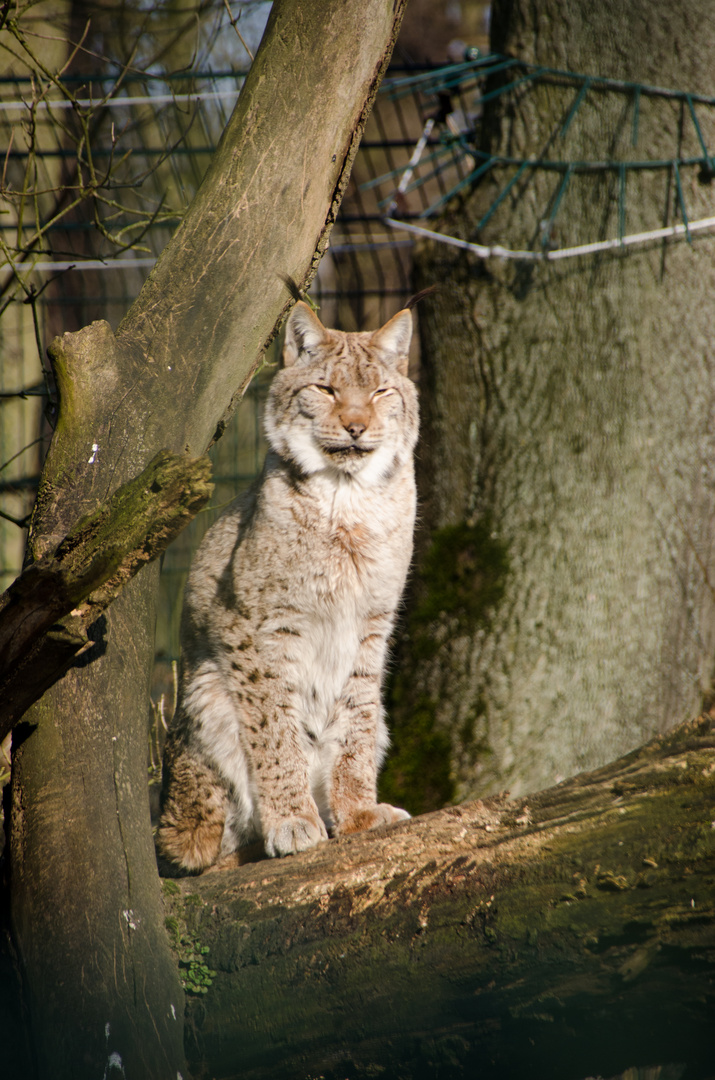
[
  {"left": 383, "top": 0, "right": 715, "bottom": 812},
  {"left": 165, "top": 714, "right": 715, "bottom": 1080},
  {"left": 3, "top": 3, "right": 407, "bottom": 1076}
]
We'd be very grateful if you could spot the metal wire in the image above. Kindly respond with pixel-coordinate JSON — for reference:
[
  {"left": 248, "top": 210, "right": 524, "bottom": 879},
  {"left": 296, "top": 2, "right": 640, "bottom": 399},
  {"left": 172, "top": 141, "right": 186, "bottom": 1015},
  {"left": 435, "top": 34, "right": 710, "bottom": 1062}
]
[
  {"left": 5, "top": 52, "right": 715, "bottom": 651},
  {"left": 0, "top": 63, "right": 443, "bottom": 646}
]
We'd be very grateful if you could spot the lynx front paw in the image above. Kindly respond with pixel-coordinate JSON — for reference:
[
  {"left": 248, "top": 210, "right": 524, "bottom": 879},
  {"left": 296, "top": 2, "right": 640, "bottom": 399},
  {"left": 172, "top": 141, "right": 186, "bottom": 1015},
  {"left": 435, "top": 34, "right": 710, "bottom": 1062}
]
[
  {"left": 264, "top": 813, "right": 328, "bottom": 858},
  {"left": 335, "top": 802, "right": 411, "bottom": 836}
]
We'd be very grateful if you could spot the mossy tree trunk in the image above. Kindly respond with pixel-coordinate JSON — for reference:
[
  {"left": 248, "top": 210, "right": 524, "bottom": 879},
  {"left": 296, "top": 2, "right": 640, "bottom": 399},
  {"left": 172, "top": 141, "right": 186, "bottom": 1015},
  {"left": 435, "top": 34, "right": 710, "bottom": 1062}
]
[
  {"left": 2, "top": 3, "right": 407, "bottom": 1077},
  {"left": 166, "top": 715, "right": 715, "bottom": 1080},
  {"left": 383, "top": 0, "right": 715, "bottom": 813}
]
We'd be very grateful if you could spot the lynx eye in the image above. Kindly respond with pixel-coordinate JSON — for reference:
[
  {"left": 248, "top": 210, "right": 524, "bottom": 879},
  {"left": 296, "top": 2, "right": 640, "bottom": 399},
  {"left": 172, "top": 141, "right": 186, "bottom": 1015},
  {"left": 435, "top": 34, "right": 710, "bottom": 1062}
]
[
  {"left": 313, "top": 384, "right": 335, "bottom": 397},
  {"left": 372, "top": 387, "right": 391, "bottom": 399}
]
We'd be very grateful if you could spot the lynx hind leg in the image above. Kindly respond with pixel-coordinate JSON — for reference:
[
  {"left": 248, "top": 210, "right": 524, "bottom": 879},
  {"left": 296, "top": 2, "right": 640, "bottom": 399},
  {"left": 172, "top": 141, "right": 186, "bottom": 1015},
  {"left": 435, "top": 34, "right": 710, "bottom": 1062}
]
[
  {"left": 330, "top": 709, "right": 411, "bottom": 837},
  {"left": 157, "top": 742, "right": 228, "bottom": 873},
  {"left": 335, "top": 803, "right": 411, "bottom": 837}
]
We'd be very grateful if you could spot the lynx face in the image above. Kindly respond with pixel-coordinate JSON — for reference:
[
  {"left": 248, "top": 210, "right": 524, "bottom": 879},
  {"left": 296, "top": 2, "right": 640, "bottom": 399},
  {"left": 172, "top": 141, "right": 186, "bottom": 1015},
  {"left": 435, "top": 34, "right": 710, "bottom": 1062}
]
[{"left": 264, "top": 302, "right": 419, "bottom": 481}]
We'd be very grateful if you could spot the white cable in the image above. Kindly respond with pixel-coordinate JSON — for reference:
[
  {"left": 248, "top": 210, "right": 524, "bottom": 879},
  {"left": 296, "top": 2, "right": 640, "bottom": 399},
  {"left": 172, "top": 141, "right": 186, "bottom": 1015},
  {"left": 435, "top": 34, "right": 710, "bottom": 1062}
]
[
  {"left": 5, "top": 241, "right": 413, "bottom": 274},
  {"left": 384, "top": 117, "right": 435, "bottom": 216},
  {"left": 383, "top": 215, "right": 715, "bottom": 261},
  {"left": 6, "top": 257, "right": 158, "bottom": 273},
  {"left": 0, "top": 89, "right": 240, "bottom": 113}
]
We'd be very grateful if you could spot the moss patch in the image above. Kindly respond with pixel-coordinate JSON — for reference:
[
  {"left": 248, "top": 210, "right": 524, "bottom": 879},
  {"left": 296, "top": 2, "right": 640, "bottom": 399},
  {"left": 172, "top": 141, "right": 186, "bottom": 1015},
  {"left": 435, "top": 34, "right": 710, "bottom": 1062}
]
[
  {"left": 382, "top": 519, "right": 510, "bottom": 815},
  {"left": 379, "top": 694, "right": 454, "bottom": 815},
  {"left": 412, "top": 520, "right": 510, "bottom": 639}
]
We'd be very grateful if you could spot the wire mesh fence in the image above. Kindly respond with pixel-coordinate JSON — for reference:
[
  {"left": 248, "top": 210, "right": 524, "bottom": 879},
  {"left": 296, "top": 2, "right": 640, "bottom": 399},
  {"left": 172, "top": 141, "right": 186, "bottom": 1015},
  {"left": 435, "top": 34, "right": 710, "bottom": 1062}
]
[
  {"left": 7, "top": 45, "right": 710, "bottom": 696},
  {"left": 0, "top": 58, "right": 486, "bottom": 685}
]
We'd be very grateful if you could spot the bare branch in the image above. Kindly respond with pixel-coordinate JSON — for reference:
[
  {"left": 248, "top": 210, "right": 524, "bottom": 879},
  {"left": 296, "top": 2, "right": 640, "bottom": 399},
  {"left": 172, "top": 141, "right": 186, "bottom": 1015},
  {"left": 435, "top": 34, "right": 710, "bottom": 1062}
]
[
  {"left": 222, "top": 0, "right": 255, "bottom": 61},
  {"left": 0, "top": 506, "right": 31, "bottom": 528}
]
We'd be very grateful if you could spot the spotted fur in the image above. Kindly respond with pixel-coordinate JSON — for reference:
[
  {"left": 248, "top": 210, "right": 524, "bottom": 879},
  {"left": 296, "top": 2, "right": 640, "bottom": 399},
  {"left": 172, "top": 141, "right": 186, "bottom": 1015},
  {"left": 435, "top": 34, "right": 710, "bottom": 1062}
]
[{"left": 157, "top": 301, "right": 418, "bottom": 871}]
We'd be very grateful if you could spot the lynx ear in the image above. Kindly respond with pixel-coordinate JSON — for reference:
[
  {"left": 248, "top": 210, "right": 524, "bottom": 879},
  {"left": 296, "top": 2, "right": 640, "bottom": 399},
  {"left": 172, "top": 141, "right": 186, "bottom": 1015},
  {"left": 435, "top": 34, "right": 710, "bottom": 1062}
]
[
  {"left": 371, "top": 309, "right": 413, "bottom": 375},
  {"left": 283, "top": 301, "right": 328, "bottom": 367}
]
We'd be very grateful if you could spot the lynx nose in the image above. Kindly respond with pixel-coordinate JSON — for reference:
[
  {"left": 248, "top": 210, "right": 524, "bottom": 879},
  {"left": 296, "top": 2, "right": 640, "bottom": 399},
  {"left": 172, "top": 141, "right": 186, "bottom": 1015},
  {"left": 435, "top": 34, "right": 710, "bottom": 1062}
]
[{"left": 344, "top": 420, "right": 366, "bottom": 439}]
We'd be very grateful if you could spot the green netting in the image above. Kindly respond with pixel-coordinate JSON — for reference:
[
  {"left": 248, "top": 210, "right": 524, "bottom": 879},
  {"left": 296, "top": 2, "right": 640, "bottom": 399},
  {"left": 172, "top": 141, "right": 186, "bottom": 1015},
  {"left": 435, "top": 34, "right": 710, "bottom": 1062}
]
[{"left": 376, "top": 53, "right": 715, "bottom": 257}]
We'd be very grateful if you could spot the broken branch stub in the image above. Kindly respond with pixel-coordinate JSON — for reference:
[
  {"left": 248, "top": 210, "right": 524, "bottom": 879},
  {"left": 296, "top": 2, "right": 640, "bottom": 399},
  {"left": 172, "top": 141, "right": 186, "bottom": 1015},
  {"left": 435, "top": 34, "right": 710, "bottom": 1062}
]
[{"left": 0, "top": 449, "right": 213, "bottom": 738}]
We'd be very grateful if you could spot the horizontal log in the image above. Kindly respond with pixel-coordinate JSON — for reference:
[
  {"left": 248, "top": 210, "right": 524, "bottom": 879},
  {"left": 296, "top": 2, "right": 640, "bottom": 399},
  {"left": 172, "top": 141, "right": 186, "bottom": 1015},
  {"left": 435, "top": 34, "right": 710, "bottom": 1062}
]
[
  {"left": 0, "top": 450, "right": 213, "bottom": 738},
  {"left": 167, "top": 715, "right": 715, "bottom": 1080}
]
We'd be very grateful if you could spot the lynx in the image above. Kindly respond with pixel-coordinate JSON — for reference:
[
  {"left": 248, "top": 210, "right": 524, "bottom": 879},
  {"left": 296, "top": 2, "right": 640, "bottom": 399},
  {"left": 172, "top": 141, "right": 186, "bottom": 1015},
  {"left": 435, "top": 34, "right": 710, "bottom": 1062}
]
[{"left": 157, "top": 299, "right": 418, "bottom": 872}]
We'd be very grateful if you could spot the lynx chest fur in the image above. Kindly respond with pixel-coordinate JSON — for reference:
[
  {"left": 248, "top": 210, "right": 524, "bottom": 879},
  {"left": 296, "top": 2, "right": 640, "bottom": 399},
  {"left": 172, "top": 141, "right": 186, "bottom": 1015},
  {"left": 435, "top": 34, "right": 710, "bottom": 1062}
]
[{"left": 158, "top": 300, "right": 418, "bottom": 872}]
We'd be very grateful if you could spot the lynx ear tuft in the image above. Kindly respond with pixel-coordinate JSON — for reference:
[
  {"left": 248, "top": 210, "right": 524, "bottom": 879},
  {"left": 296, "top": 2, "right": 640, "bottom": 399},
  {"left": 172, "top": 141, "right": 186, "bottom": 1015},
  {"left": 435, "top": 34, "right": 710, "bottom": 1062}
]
[
  {"left": 403, "top": 284, "right": 439, "bottom": 310},
  {"left": 371, "top": 309, "right": 413, "bottom": 375},
  {"left": 283, "top": 301, "right": 328, "bottom": 367}
]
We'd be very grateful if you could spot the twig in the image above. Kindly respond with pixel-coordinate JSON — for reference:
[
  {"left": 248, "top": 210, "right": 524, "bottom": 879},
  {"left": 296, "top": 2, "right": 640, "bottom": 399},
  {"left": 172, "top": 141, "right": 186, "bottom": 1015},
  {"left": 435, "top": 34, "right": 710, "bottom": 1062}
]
[
  {"left": 24, "top": 284, "right": 53, "bottom": 389},
  {"left": 222, "top": 0, "right": 254, "bottom": 61},
  {"left": 0, "top": 506, "right": 31, "bottom": 528},
  {"left": 1, "top": 126, "right": 14, "bottom": 190},
  {"left": 57, "top": 19, "right": 92, "bottom": 81}
]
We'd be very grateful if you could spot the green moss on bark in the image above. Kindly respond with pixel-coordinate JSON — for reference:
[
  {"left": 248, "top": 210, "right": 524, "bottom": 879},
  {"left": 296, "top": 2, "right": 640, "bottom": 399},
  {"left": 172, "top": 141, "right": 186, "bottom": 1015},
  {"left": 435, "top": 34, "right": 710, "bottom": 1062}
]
[
  {"left": 380, "top": 693, "right": 454, "bottom": 813},
  {"left": 163, "top": 883, "right": 217, "bottom": 995},
  {"left": 412, "top": 521, "right": 510, "bottom": 639},
  {"left": 381, "top": 520, "right": 510, "bottom": 815}
]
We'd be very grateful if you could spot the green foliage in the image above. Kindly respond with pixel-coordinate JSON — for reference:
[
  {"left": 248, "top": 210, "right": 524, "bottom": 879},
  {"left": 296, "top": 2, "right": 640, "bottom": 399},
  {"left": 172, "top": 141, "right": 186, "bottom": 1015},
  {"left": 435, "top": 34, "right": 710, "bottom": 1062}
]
[
  {"left": 166, "top": 920, "right": 217, "bottom": 995},
  {"left": 163, "top": 884, "right": 217, "bottom": 995}
]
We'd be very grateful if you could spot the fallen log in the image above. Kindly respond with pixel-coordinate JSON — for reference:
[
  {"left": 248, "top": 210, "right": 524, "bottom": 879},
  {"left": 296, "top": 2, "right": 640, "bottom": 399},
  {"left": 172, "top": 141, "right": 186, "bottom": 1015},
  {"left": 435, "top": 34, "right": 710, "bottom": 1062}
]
[{"left": 166, "top": 714, "right": 715, "bottom": 1080}]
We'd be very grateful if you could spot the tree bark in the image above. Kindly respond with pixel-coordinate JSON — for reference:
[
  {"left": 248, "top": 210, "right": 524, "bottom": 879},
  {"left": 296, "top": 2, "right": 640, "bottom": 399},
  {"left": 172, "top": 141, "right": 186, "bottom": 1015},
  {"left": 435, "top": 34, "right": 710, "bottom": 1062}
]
[
  {"left": 383, "top": 0, "right": 715, "bottom": 812},
  {"left": 166, "top": 714, "right": 715, "bottom": 1080},
  {"left": 3, "top": 3, "right": 408, "bottom": 1077}
]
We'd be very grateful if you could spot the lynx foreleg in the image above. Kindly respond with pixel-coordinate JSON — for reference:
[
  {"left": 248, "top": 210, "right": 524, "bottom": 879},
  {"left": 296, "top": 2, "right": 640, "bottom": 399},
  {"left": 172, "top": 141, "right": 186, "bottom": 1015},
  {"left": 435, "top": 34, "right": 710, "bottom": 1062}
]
[{"left": 237, "top": 691, "right": 328, "bottom": 857}]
